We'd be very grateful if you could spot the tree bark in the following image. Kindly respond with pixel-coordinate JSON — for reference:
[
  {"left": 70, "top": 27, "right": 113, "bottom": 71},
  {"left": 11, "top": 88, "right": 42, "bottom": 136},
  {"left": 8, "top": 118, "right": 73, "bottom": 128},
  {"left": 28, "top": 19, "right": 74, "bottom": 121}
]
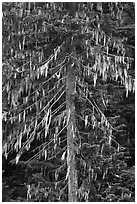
[{"left": 66, "top": 60, "right": 78, "bottom": 202}]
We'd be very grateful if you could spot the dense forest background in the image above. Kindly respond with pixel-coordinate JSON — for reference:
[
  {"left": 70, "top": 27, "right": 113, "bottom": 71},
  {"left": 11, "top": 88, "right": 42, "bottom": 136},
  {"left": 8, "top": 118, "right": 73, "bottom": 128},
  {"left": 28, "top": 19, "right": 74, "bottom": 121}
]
[{"left": 2, "top": 2, "right": 135, "bottom": 202}]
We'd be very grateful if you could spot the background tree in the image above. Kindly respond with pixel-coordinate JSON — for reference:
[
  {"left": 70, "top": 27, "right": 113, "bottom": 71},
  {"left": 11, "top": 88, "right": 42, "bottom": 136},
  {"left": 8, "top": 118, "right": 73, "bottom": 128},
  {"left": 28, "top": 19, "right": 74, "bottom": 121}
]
[{"left": 2, "top": 2, "right": 135, "bottom": 202}]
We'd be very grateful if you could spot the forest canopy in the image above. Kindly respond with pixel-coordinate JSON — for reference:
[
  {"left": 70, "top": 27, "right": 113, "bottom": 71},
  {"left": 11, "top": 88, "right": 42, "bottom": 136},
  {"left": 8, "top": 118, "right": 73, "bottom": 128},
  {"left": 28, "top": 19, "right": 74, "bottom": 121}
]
[{"left": 2, "top": 2, "right": 135, "bottom": 202}]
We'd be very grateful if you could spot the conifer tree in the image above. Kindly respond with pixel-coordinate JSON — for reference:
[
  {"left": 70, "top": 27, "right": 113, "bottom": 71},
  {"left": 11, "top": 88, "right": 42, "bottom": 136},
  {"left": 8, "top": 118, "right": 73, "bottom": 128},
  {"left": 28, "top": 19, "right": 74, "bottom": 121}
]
[{"left": 2, "top": 2, "right": 135, "bottom": 201}]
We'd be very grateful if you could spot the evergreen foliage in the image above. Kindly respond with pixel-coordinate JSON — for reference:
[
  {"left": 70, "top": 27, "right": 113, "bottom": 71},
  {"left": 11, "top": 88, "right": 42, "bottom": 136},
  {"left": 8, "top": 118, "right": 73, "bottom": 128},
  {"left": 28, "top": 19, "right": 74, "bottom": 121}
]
[{"left": 2, "top": 2, "right": 135, "bottom": 202}]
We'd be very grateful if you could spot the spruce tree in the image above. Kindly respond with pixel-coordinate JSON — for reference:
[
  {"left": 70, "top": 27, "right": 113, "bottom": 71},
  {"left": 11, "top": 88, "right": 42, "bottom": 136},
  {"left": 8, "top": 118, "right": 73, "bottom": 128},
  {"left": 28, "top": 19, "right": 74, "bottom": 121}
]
[{"left": 2, "top": 2, "right": 135, "bottom": 201}]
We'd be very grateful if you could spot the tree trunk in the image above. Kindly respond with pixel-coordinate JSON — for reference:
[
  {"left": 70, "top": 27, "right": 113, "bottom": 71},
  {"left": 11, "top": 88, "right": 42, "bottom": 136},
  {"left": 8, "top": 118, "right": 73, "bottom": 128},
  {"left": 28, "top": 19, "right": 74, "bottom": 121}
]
[{"left": 66, "top": 60, "right": 78, "bottom": 202}]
